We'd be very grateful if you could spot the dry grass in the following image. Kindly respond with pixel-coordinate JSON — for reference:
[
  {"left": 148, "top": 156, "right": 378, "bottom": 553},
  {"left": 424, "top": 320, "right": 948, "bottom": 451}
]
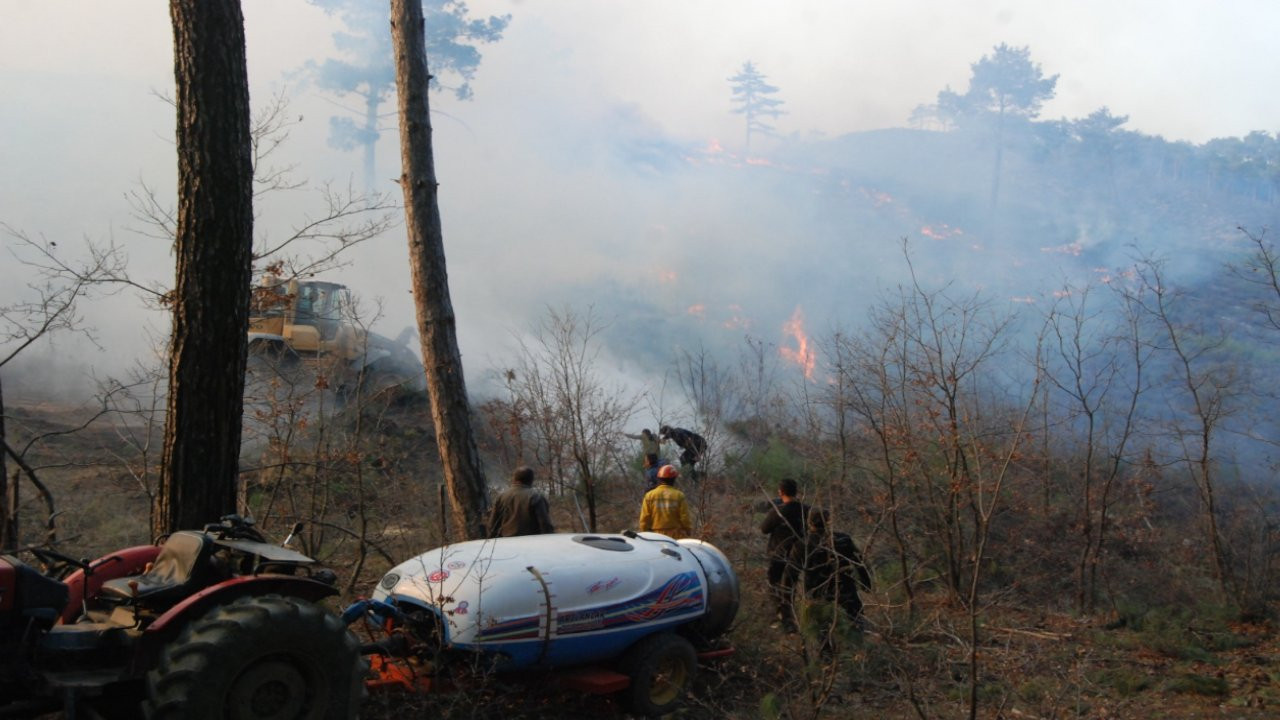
[{"left": 6, "top": 403, "right": 1280, "bottom": 719}]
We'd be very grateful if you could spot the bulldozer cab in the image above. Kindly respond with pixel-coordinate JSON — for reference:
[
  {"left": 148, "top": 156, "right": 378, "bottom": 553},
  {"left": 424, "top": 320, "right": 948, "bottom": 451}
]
[
  {"left": 286, "top": 280, "right": 358, "bottom": 355},
  {"left": 294, "top": 282, "right": 344, "bottom": 341},
  {"left": 249, "top": 277, "right": 362, "bottom": 358}
]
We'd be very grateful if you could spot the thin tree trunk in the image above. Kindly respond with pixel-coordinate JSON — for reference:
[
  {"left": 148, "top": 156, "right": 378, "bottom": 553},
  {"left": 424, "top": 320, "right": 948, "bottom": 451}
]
[
  {"left": 391, "top": 0, "right": 489, "bottom": 540},
  {"left": 157, "top": 0, "right": 255, "bottom": 537},
  {"left": 2, "top": 469, "right": 14, "bottom": 550},
  {"left": 990, "top": 104, "right": 1005, "bottom": 210},
  {"left": 0, "top": 375, "right": 12, "bottom": 548},
  {"left": 363, "top": 92, "right": 379, "bottom": 192},
  {"left": 2, "top": 438, "right": 57, "bottom": 545}
]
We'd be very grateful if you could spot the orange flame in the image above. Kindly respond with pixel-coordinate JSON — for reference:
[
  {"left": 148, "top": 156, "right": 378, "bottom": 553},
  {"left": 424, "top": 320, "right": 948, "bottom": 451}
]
[
  {"left": 1041, "top": 242, "right": 1083, "bottom": 256},
  {"left": 921, "top": 223, "right": 964, "bottom": 240},
  {"left": 723, "top": 304, "right": 751, "bottom": 330},
  {"left": 686, "top": 304, "right": 706, "bottom": 318},
  {"left": 780, "top": 306, "right": 815, "bottom": 379},
  {"left": 866, "top": 189, "right": 894, "bottom": 207}
]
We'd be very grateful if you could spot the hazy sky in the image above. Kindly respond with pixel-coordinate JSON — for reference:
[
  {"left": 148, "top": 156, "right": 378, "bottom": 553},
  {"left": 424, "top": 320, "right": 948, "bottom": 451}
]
[
  {"left": 465, "top": 0, "right": 1280, "bottom": 144},
  {"left": 2, "top": 0, "right": 1277, "bottom": 392}
]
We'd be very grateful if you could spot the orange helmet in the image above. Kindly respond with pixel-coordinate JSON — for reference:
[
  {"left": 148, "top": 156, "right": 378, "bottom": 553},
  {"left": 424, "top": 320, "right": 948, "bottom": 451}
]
[{"left": 657, "top": 464, "right": 679, "bottom": 480}]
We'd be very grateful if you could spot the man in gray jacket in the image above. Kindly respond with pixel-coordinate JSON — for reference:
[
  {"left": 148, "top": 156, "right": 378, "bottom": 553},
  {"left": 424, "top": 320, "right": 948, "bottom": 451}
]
[{"left": 487, "top": 466, "right": 556, "bottom": 538}]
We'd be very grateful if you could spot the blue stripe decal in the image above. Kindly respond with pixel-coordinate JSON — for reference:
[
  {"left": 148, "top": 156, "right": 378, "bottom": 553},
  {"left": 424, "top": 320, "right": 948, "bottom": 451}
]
[{"left": 475, "top": 570, "right": 705, "bottom": 641}]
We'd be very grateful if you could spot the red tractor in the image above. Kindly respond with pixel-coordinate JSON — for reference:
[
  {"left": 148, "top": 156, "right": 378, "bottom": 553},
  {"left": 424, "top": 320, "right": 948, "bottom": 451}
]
[{"left": 1, "top": 516, "right": 362, "bottom": 719}]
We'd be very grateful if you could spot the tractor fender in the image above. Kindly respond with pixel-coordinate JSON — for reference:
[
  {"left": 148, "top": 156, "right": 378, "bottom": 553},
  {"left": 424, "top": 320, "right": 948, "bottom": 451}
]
[
  {"left": 135, "top": 575, "right": 339, "bottom": 669},
  {"left": 59, "top": 544, "right": 161, "bottom": 624}
]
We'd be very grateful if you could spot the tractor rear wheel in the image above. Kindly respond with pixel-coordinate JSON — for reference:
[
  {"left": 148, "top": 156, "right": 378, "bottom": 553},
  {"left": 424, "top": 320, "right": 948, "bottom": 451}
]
[
  {"left": 618, "top": 632, "right": 697, "bottom": 717},
  {"left": 144, "top": 594, "right": 363, "bottom": 720}
]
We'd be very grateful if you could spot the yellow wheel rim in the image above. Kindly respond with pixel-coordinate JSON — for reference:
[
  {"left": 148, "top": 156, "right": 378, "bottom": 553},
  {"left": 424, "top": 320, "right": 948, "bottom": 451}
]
[{"left": 648, "top": 653, "right": 690, "bottom": 706}]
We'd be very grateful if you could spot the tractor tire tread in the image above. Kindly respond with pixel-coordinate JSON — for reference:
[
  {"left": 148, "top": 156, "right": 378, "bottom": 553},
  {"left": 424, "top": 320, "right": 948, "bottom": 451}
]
[{"left": 143, "top": 594, "right": 364, "bottom": 720}]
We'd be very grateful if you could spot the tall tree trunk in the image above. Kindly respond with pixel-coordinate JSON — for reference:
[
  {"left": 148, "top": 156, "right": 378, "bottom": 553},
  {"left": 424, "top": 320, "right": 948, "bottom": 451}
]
[
  {"left": 156, "top": 0, "right": 255, "bottom": 537},
  {"left": 390, "top": 0, "right": 489, "bottom": 540},
  {"left": 0, "top": 375, "right": 12, "bottom": 548},
  {"left": 990, "top": 109, "right": 1005, "bottom": 210},
  {"left": 363, "top": 91, "right": 379, "bottom": 192}
]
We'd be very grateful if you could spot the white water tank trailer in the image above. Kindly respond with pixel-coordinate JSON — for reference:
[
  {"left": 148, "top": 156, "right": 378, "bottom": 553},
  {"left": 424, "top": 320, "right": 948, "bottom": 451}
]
[{"left": 366, "top": 532, "right": 738, "bottom": 671}]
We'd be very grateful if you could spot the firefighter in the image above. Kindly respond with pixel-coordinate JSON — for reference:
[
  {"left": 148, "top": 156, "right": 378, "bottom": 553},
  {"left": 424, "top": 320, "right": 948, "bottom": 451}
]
[{"left": 638, "top": 464, "right": 693, "bottom": 538}]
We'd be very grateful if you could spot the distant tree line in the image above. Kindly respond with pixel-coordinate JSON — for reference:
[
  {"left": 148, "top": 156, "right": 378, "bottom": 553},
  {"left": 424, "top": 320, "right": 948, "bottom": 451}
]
[{"left": 909, "top": 43, "right": 1280, "bottom": 213}]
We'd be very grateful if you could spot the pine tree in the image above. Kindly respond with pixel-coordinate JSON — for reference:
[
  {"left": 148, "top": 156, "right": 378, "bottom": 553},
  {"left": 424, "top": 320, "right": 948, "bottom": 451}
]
[
  {"left": 729, "top": 61, "right": 785, "bottom": 152},
  {"left": 158, "top": 0, "right": 255, "bottom": 535}
]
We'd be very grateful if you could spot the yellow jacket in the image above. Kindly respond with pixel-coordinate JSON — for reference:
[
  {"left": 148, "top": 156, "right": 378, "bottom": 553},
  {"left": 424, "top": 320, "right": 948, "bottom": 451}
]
[{"left": 638, "top": 483, "right": 692, "bottom": 538}]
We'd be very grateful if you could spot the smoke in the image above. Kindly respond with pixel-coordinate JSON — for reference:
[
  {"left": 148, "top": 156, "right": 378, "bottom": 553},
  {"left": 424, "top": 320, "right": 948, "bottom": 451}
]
[{"left": 3, "top": 0, "right": 1279, "bottom": 412}]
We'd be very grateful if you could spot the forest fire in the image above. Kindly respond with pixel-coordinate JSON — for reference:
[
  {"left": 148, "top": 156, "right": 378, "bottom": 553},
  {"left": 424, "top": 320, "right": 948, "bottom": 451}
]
[
  {"left": 867, "top": 189, "right": 895, "bottom": 207},
  {"left": 1041, "top": 241, "right": 1083, "bottom": 256},
  {"left": 723, "top": 304, "right": 750, "bottom": 330},
  {"left": 779, "top": 306, "right": 815, "bottom": 379},
  {"left": 920, "top": 223, "right": 964, "bottom": 240}
]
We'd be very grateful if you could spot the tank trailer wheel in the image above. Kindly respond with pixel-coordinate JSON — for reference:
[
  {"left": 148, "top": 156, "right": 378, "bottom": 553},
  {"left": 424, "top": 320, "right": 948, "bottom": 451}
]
[
  {"left": 619, "top": 632, "right": 698, "bottom": 717},
  {"left": 144, "top": 594, "right": 364, "bottom": 720}
]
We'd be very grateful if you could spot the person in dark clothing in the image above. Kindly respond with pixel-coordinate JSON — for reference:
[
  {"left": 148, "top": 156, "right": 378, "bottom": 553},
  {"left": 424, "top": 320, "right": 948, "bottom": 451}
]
[
  {"left": 791, "top": 510, "right": 872, "bottom": 622},
  {"left": 486, "top": 466, "right": 556, "bottom": 538},
  {"left": 760, "top": 478, "right": 809, "bottom": 629},
  {"left": 659, "top": 425, "right": 707, "bottom": 470},
  {"left": 641, "top": 452, "right": 669, "bottom": 491}
]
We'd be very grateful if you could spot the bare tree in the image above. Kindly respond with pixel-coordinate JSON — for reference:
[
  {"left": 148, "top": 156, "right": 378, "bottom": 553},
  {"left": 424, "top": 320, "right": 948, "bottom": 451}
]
[
  {"left": 727, "top": 334, "right": 786, "bottom": 462},
  {"left": 128, "top": 90, "right": 400, "bottom": 291},
  {"left": 827, "top": 320, "right": 920, "bottom": 614},
  {"left": 1040, "top": 281, "right": 1149, "bottom": 613},
  {"left": 391, "top": 0, "right": 488, "bottom": 540},
  {"left": 101, "top": 362, "right": 168, "bottom": 532},
  {"left": 1229, "top": 226, "right": 1280, "bottom": 333},
  {"left": 157, "top": 0, "right": 255, "bottom": 536},
  {"left": 500, "top": 307, "right": 637, "bottom": 532},
  {"left": 1123, "top": 255, "right": 1242, "bottom": 603},
  {"left": 0, "top": 227, "right": 127, "bottom": 547},
  {"left": 672, "top": 343, "right": 735, "bottom": 483},
  {"left": 896, "top": 247, "right": 1015, "bottom": 598}
]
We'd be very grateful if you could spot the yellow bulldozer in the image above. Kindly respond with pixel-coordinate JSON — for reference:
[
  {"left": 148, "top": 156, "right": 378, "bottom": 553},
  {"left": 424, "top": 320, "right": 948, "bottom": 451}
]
[{"left": 248, "top": 276, "right": 424, "bottom": 398}]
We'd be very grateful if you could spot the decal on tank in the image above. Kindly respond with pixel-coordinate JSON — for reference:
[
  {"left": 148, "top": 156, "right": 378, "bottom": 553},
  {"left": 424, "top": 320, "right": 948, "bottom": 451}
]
[
  {"left": 476, "top": 570, "right": 705, "bottom": 641},
  {"left": 614, "top": 570, "right": 703, "bottom": 626},
  {"left": 477, "top": 614, "right": 541, "bottom": 641},
  {"left": 587, "top": 577, "right": 621, "bottom": 594}
]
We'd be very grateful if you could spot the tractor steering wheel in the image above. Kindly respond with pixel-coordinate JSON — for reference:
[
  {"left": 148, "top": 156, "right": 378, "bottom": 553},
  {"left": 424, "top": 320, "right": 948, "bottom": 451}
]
[
  {"left": 207, "top": 514, "right": 268, "bottom": 543},
  {"left": 27, "top": 546, "right": 90, "bottom": 579}
]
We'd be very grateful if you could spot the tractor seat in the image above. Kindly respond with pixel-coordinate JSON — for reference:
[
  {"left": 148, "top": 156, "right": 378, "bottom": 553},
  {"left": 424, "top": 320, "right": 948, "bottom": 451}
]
[{"left": 101, "top": 531, "right": 223, "bottom": 605}]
